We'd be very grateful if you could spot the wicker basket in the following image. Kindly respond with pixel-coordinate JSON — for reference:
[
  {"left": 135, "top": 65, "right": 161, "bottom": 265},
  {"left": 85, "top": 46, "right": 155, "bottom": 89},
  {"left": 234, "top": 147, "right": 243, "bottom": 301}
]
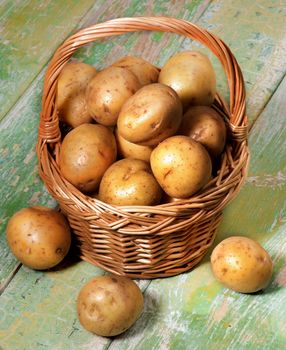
[{"left": 37, "top": 17, "right": 249, "bottom": 279}]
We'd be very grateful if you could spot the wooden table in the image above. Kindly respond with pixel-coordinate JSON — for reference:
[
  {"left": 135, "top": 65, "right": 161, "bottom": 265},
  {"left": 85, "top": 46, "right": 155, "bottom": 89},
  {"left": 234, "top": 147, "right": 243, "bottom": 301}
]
[{"left": 1, "top": 1, "right": 286, "bottom": 349}]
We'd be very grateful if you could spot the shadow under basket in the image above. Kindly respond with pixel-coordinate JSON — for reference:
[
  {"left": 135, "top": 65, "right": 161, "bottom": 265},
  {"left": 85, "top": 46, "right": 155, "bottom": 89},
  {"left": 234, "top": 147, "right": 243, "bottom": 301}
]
[{"left": 37, "top": 17, "right": 249, "bottom": 279}]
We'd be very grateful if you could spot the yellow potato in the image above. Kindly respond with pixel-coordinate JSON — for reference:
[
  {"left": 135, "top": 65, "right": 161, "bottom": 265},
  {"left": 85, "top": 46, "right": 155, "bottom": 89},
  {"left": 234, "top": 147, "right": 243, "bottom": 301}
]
[
  {"left": 158, "top": 51, "right": 216, "bottom": 109},
  {"left": 58, "top": 92, "right": 92, "bottom": 128},
  {"left": 57, "top": 61, "right": 97, "bottom": 127},
  {"left": 98, "top": 158, "right": 162, "bottom": 206},
  {"left": 6, "top": 206, "right": 71, "bottom": 270},
  {"left": 59, "top": 124, "right": 117, "bottom": 193},
  {"left": 150, "top": 135, "right": 212, "bottom": 198},
  {"left": 115, "top": 128, "right": 153, "bottom": 162},
  {"left": 112, "top": 55, "right": 159, "bottom": 86},
  {"left": 179, "top": 106, "right": 226, "bottom": 157},
  {"left": 86, "top": 66, "right": 141, "bottom": 126},
  {"left": 211, "top": 236, "right": 273, "bottom": 293},
  {"left": 77, "top": 275, "right": 144, "bottom": 337},
  {"left": 117, "top": 83, "right": 183, "bottom": 146}
]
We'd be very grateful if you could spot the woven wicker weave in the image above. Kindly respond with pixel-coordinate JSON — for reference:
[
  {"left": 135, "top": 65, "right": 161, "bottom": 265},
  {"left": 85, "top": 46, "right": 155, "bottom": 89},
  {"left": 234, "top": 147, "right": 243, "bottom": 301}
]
[{"left": 37, "top": 17, "right": 249, "bottom": 278}]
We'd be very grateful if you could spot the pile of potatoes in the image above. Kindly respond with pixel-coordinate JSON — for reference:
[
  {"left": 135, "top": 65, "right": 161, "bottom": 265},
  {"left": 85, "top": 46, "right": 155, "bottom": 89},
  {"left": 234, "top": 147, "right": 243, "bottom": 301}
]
[{"left": 58, "top": 51, "right": 227, "bottom": 206}]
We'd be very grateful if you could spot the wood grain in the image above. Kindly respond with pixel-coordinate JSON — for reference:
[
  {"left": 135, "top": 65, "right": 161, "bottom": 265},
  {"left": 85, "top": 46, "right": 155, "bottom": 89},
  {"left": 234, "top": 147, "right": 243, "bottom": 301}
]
[{"left": 1, "top": 0, "right": 286, "bottom": 349}]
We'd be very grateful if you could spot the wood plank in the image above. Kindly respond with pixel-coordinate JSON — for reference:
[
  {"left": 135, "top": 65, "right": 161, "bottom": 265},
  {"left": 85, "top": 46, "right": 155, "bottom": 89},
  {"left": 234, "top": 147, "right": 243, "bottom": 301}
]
[
  {"left": 1, "top": 0, "right": 286, "bottom": 349},
  {"left": 0, "top": 0, "right": 97, "bottom": 122}
]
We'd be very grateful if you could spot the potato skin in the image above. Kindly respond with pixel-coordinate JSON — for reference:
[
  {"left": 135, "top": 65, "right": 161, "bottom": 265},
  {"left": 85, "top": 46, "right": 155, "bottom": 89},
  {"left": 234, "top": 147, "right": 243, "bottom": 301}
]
[
  {"left": 158, "top": 51, "right": 216, "bottom": 109},
  {"left": 6, "top": 206, "right": 71, "bottom": 270},
  {"left": 112, "top": 55, "right": 159, "bottom": 86},
  {"left": 77, "top": 275, "right": 144, "bottom": 337},
  {"left": 211, "top": 236, "right": 273, "bottom": 293},
  {"left": 179, "top": 106, "right": 226, "bottom": 157},
  {"left": 98, "top": 158, "right": 162, "bottom": 206},
  {"left": 86, "top": 66, "right": 141, "bottom": 126},
  {"left": 117, "top": 83, "right": 183, "bottom": 146},
  {"left": 59, "top": 124, "right": 117, "bottom": 193},
  {"left": 150, "top": 135, "right": 212, "bottom": 198},
  {"left": 115, "top": 128, "right": 153, "bottom": 162},
  {"left": 57, "top": 61, "right": 97, "bottom": 127}
]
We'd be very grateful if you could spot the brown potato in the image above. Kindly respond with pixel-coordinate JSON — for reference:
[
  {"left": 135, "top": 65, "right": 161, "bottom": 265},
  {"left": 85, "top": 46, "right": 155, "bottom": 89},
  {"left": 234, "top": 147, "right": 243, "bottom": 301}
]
[
  {"left": 117, "top": 83, "right": 183, "bottom": 146},
  {"left": 115, "top": 128, "right": 153, "bottom": 162},
  {"left": 77, "top": 275, "right": 144, "bottom": 337},
  {"left": 150, "top": 135, "right": 212, "bottom": 198},
  {"left": 59, "top": 124, "right": 117, "bottom": 193},
  {"left": 57, "top": 61, "right": 97, "bottom": 127},
  {"left": 98, "top": 158, "right": 162, "bottom": 206},
  {"left": 59, "top": 92, "right": 92, "bottom": 128},
  {"left": 179, "top": 106, "right": 227, "bottom": 157},
  {"left": 86, "top": 66, "right": 141, "bottom": 126},
  {"left": 211, "top": 236, "right": 273, "bottom": 293},
  {"left": 112, "top": 55, "right": 159, "bottom": 86},
  {"left": 158, "top": 51, "right": 216, "bottom": 109},
  {"left": 6, "top": 206, "right": 71, "bottom": 270}
]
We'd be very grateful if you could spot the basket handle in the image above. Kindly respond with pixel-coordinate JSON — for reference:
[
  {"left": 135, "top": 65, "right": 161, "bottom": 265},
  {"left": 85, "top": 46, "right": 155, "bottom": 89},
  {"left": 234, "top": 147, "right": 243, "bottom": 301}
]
[{"left": 39, "top": 16, "right": 247, "bottom": 144}]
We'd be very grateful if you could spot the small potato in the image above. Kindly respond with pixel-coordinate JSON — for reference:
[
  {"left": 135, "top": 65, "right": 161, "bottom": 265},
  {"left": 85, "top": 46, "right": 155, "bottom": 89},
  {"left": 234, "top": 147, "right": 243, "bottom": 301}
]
[
  {"left": 112, "top": 55, "right": 159, "bottom": 86},
  {"left": 86, "top": 66, "right": 141, "bottom": 126},
  {"left": 211, "top": 236, "right": 273, "bottom": 293},
  {"left": 117, "top": 83, "right": 182, "bottom": 146},
  {"left": 59, "top": 124, "right": 117, "bottom": 193},
  {"left": 150, "top": 135, "right": 212, "bottom": 198},
  {"left": 77, "top": 275, "right": 144, "bottom": 337},
  {"left": 158, "top": 51, "right": 216, "bottom": 109},
  {"left": 57, "top": 61, "right": 97, "bottom": 127},
  {"left": 6, "top": 206, "right": 71, "bottom": 270},
  {"left": 115, "top": 128, "right": 153, "bottom": 162},
  {"left": 179, "top": 106, "right": 226, "bottom": 157},
  {"left": 59, "top": 92, "right": 92, "bottom": 128},
  {"left": 98, "top": 158, "right": 162, "bottom": 206}
]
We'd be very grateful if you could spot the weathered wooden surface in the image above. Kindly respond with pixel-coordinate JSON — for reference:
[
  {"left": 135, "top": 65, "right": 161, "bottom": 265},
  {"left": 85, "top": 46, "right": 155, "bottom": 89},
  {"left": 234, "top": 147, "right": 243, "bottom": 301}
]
[{"left": 1, "top": 0, "right": 286, "bottom": 349}]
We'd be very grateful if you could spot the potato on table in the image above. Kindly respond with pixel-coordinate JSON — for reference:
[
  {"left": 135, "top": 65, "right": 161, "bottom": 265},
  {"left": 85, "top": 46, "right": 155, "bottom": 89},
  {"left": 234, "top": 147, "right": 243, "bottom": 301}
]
[
  {"left": 6, "top": 206, "right": 71, "bottom": 270},
  {"left": 211, "top": 236, "right": 273, "bottom": 293},
  {"left": 77, "top": 275, "right": 144, "bottom": 337}
]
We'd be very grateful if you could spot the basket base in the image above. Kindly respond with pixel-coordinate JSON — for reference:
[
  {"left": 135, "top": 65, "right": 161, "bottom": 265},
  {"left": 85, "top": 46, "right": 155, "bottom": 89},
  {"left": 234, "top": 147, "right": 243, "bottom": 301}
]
[{"left": 75, "top": 212, "right": 222, "bottom": 279}]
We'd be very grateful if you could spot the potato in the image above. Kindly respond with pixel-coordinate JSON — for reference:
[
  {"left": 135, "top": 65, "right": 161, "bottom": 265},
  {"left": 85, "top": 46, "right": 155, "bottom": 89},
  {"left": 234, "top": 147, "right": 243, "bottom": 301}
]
[
  {"left": 115, "top": 128, "right": 153, "bottom": 162},
  {"left": 112, "top": 55, "right": 159, "bottom": 86},
  {"left": 77, "top": 275, "right": 144, "bottom": 337},
  {"left": 86, "top": 66, "right": 141, "bottom": 126},
  {"left": 150, "top": 135, "right": 212, "bottom": 198},
  {"left": 98, "top": 158, "right": 162, "bottom": 206},
  {"left": 158, "top": 51, "right": 216, "bottom": 109},
  {"left": 179, "top": 106, "right": 226, "bottom": 157},
  {"left": 57, "top": 61, "right": 97, "bottom": 127},
  {"left": 6, "top": 206, "right": 71, "bottom": 270},
  {"left": 117, "top": 83, "right": 183, "bottom": 146},
  {"left": 211, "top": 236, "right": 273, "bottom": 293},
  {"left": 59, "top": 123, "right": 117, "bottom": 193},
  {"left": 59, "top": 92, "right": 93, "bottom": 128}
]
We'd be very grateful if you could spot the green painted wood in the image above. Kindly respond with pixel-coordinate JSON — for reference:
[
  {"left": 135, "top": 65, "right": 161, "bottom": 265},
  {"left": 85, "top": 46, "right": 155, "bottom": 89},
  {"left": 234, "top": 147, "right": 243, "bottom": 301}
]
[
  {"left": 1, "top": 0, "right": 286, "bottom": 349},
  {"left": 0, "top": 0, "right": 97, "bottom": 122}
]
